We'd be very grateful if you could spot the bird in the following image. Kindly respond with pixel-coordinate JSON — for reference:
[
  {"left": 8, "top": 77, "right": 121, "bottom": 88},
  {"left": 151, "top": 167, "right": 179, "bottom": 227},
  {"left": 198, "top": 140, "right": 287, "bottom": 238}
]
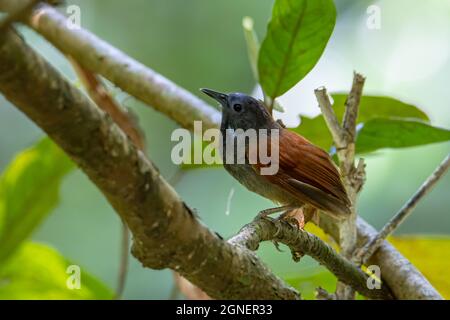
[{"left": 200, "top": 88, "right": 351, "bottom": 227}]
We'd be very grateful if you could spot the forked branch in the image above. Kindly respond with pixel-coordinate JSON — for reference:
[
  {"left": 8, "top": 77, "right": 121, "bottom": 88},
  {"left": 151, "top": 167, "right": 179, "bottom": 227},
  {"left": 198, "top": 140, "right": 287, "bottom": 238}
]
[
  {"left": 314, "top": 73, "right": 366, "bottom": 299},
  {"left": 0, "top": 0, "right": 443, "bottom": 299}
]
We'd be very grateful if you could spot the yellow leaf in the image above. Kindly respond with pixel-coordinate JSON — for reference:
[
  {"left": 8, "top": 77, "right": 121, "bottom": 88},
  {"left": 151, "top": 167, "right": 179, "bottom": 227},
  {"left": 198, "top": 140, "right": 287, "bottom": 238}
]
[{"left": 389, "top": 236, "right": 450, "bottom": 299}]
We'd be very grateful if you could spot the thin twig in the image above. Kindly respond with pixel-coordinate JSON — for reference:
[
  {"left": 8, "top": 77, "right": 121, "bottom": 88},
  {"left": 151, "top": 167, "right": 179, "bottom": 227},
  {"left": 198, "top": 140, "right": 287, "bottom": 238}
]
[
  {"left": 315, "top": 73, "right": 365, "bottom": 299},
  {"left": 315, "top": 85, "right": 350, "bottom": 299},
  {"left": 229, "top": 218, "right": 393, "bottom": 300},
  {"left": 115, "top": 221, "right": 130, "bottom": 299},
  {"left": 335, "top": 73, "right": 365, "bottom": 299},
  {"left": 314, "top": 87, "right": 346, "bottom": 148},
  {"left": 341, "top": 72, "right": 366, "bottom": 174},
  {"left": 343, "top": 72, "right": 365, "bottom": 142},
  {"left": 68, "top": 57, "right": 146, "bottom": 151},
  {"left": 315, "top": 287, "right": 336, "bottom": 300},
  {"left": 355, "top": 153, "right": 450, "bottom": 265},
  {"left": 353, "top": 158, "right": 366, "bottom": 194},
  {"left": 24, "top": 3, "right": 220, "bottom": 132}
]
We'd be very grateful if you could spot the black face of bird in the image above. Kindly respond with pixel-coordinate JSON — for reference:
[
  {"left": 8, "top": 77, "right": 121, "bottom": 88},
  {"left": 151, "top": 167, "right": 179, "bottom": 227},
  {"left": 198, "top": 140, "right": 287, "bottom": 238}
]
[{"left": 200, "top": 88, "right": 274, "bottom": 131}]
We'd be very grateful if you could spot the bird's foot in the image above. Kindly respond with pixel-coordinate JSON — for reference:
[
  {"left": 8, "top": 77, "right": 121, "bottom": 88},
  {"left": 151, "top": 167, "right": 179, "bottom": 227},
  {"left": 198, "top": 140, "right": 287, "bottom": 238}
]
[
  {"left": 256, "top": 205, "right": 297, "bottom": 220},
  {"left": 278, "top": 208, "right": 305, "bottom": 230}
]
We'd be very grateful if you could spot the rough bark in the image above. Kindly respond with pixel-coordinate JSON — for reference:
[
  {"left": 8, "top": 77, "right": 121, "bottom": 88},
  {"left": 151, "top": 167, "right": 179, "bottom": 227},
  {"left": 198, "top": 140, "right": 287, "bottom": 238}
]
[
  {"left": 0, "top": 29, "right": 299, "bottom": 300},
  {"left": 357, "top": 219, "right": 443, "bottom": 300},
  {"left": 0, "top": 0, "right": 443, "bottom": 300},
  {"left": 229, "top": 219, "right": 393, "bottom": 299}
]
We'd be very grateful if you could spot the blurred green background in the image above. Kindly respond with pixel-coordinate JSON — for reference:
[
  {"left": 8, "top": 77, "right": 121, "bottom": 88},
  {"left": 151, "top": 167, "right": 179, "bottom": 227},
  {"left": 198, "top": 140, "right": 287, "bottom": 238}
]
[{"left": 0, "top": 0, "right": 449, "bottom": 299}]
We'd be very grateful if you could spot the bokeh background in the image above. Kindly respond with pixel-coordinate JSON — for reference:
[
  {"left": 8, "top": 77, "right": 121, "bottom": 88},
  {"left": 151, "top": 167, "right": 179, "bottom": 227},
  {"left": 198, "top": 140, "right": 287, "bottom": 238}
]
[{"left": 0, "top": 0, "right": 449, "bottom": 299}]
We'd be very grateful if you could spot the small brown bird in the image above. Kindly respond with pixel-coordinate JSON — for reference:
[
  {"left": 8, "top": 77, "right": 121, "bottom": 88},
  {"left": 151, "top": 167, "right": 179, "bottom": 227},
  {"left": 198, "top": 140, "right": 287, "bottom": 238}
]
[{"left": 201, "top": 89, "right": 351, "bottom": 226}]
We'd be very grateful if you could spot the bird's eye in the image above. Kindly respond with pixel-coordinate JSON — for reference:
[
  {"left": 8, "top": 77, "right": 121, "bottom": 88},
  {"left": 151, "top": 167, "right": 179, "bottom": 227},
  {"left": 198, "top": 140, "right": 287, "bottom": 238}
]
[{"left": 233, "top": 104, "right": 242, "bottom": 112}]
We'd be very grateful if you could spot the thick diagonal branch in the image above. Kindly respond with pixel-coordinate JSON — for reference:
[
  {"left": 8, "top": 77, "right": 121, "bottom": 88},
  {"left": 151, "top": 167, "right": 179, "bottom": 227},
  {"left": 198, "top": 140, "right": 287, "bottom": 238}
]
[
  {"left": 0, "top": 29, "right": 299, "bottom": 300},
  {"left": 68, "top": 58, "right": 145, "bottom": 299},
  {"left": 0, "top": 0, "right": 443, "bottom": 300}
]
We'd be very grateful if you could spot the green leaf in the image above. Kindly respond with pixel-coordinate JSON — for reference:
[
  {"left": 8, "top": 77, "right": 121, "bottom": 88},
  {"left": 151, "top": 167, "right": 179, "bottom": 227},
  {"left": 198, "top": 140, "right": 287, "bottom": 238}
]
[
  {"left": 0, "top": 138, "right": 74, "bottom": 263},
  {"left": 285, "top": 268, "right": 337, "bottom": 300},
  {"left": 0, "top": 242, "right": 113, "bottom": 299},
  {"left": 243, "top": 16, "right": 260, "bottom": 83},
  {"left": 285, "top": 266, "right": 367, "bottom": 300},
  {"left": 356, "top": 119, "right": 450, "bottom": 154},
  {"left": 331, "top": 94, "right": 429, "bottom": 123},
  {"left": 242, "top": 16, "right": 284, "bottom": 112},
  {"left": 292, "top": 95, "right": 436, "bottom": 152},
  {"left": 258, "top": 0, "right": 336, "bottom": 98},
  {"left": 389, "top": 236, "right": 450, "bottom": 299},
  {"left": 293, "top": 115, "right": 331, "bottom": 150}
]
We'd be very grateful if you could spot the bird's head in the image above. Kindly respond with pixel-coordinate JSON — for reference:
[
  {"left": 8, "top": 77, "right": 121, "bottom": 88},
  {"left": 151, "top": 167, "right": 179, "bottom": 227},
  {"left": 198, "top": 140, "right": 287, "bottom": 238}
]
[{"left": 200, "top": 88, "right": 275, "bottom": 131}]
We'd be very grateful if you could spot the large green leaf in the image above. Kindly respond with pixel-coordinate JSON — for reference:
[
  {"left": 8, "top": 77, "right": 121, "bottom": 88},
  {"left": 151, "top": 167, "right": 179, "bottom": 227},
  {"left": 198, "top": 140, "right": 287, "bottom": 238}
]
[
  {"left": 242, "top": 16, "right": 284, "bottom": 112},
  {"left": 243, "top": 16, "right": 260, "bottom": 83},
  {"left": 258, "top": 0, "right": 336, "bottom": 98},
  {"left": 294, "top": 95, "right": 430, "bottom": 151},
  {"left": 293, "top": 115, "right": 331, "bottom": 150},
  {"left": 0, "top": 138, "right": 74, "bottom": 263},
  {"left": 0, "top": 242, "right": 113, "bottom": 299},
  {"left": 389, "top": 236, "right": 450, "bottom": 299},
  {"left": 356, "top": 119, "right": 450, "bottom": 154},
  {"left": 331, "top": 94, "right": 429, "bottom": 123}
]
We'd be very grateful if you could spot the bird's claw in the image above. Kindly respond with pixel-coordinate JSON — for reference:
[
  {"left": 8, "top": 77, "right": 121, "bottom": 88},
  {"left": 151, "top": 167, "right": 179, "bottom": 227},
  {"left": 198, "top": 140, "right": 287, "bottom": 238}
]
[
  {"left": 278, "top": 209, "right": 305, "bottom": 230},
  {"left": 272, "top": 240, "right": 284, "bottom": 252},
  {"left": 255, "top": 211, "right": 276, "bottom": 222}
]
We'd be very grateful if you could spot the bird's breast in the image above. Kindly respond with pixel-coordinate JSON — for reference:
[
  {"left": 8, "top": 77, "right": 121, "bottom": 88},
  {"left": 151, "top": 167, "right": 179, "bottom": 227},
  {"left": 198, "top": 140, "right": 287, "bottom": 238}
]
[
  {"left": 223, "top": 163, "right": 298, "bottom": 205},
  {"left": 220, "top": 126, "right": 299, "bottom": 205}
]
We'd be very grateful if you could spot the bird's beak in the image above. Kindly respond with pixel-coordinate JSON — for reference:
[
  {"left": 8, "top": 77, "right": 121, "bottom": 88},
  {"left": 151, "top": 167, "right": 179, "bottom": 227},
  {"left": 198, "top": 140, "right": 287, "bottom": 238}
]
[{"left": 200, "top": 88, "right": 228, "bottom": 107}]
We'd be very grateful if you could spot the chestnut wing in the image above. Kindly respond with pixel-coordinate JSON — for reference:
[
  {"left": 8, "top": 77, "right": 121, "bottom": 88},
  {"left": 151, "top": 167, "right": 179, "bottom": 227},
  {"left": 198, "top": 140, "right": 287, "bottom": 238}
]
[{"left": 253, "top": 129, "right": 351, "bottom": 217}]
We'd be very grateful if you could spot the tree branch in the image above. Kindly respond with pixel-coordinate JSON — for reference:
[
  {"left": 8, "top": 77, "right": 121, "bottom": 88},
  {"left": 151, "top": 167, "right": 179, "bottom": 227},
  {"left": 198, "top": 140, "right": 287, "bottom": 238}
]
[
  {"left": 355, "top": 153, "right": 450, "bottom": 265},
  {"left": 1, "top": 1, "right": 220, "bottom": 132},
  {"left": 0, "top": 28, "right": 299, "bottom": 300},
  {"left": 315, "top": 287, "right": 336, "bottom": 300},
  {"left": 343, "top": 73, "right": 365, "bottom": 135},
  {"left": 68, "top": 57, "right": 146, "bottom": 151},
  {"left": 341, "top": 72, "right": 365, "bottom": 172},
  {"left": 68, "top": 56, "right": 146, "bottom": 300},
  {"left": 0, "top": 0, "right": 39, "bottom": 32},
  {"left": 115, "top": 221, "right": 130, "bottom": 300},
  {"left": 229, "top": 218, "right": 393, "bottom": 299},
  {"left": 335, "top": 73, "right": 365, "bottom": 299},
  {"left": 314, "top": 74, "right": 366, "bottom": 299},
  {"left": 314, "top": 87, "right": 346, "bottom": 148},
  {"left": 0, "top": 0, "right": 443, "bottom": 299},
  {"left": 356, "top": 218, "right": 443, "bottom": 300}
]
